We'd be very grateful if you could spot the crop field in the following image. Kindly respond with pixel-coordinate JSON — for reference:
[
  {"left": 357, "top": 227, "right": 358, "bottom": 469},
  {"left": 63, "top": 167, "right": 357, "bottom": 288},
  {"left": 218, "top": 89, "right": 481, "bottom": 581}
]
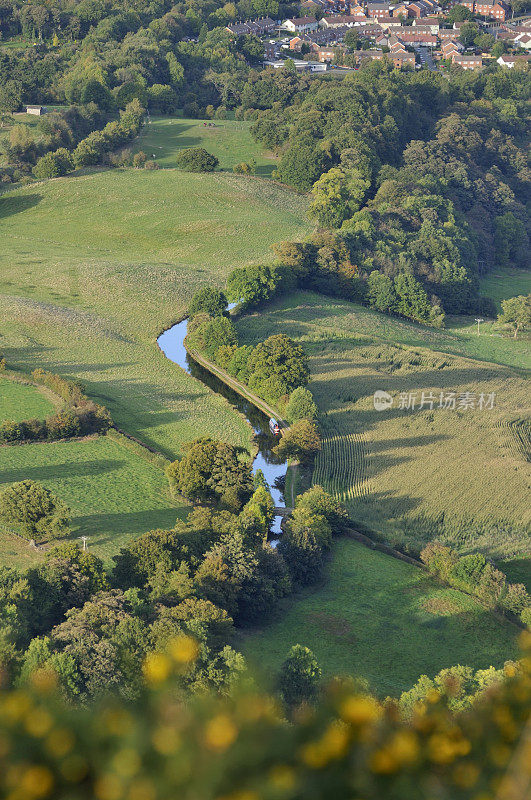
[
  {"left": 135, "top": 116, "right": 278, "bottom": 176},
  {"left": 0, "top": 433, "right": 188, "bottom": 568},
  {"left": 236, "top": 292, "right": 531, "bottom": 566},
  {"left": 0, "top": 375, "right": 56, "bottom": 422},
  {"left": 0, "top": 170, "right": 310, "bottom": 457},
  {"left": 240, "top": 539, "right": 518, "bottom": 697}
]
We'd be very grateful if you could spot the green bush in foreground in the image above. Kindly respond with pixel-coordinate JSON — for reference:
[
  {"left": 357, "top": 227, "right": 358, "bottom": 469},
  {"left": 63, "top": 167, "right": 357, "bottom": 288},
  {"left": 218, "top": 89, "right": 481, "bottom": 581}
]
[
  {"left": 176, "top": 147, "right": 219, "bottom": 172},
  {"left": 0, "top": 632, "right": 529, "bottom": 800}
]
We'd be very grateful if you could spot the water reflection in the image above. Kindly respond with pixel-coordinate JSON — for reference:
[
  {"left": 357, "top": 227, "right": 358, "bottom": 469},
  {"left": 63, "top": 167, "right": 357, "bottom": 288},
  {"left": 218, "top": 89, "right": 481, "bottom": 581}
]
[{"left": 157, "top": 313, "right": 289, "bottom": 538}]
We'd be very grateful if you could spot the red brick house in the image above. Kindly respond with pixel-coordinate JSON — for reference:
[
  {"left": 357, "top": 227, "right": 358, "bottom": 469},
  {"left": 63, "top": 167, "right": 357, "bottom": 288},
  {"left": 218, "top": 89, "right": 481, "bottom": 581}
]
[
  {"left": 453, "top": 53, "right": 483, "bottom": 68},
  {"left": 367, "top": 2, "right": 391, "bottom": 19}
]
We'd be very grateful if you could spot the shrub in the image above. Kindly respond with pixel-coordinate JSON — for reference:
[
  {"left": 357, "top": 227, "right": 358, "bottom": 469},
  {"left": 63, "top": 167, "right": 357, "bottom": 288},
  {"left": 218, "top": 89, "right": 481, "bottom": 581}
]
[
  {"left": 33, "top": 152, "right": 62, "bottom": 180},
  {"left": 501, "top": 583, "right": 530, "bottom": 615},
  {"left": 46, "top": 409, "right": 82, "bottom": 440},
  {"left": 187, "top": 316, "right": 238, "bottom": 361},
  {"left": 233, "top": 161, "right": 255, "bottom": 175},
  {"left": 449, "top": 553, "right": 487, "bottom": 593},
  {"left": 166, "top": 438, "right": 253, "bottom": 508},
  {"left": 0, "top": 419, "right": 26, "bottom": 442},
  {"left": 189, "top": 287, "right": 228, "bottom": 318},
  {"left": 279, "top": 507, "right": 331, "bottom": 585},
  {"left": 521, "top": 607, "right": 531, "bottom": 627},
  {"left": 132, "top": 150, "right": 147, "bottom": 168},
  {"left": 295, "top": 485, "right": 347, "bottom": 530},
  {"left": 175, "top": 147, "right": 218, "bottom": 173},
  {"left": 420, "top": 543, "right": 458, "bottom": 582},
  {"left": 277, "top": 644, "right": 322, "bottom": 709},
  {"left": 274, "top": 420, "right": 321, "bottom": 463},
  {"left": 0, "top": 479, "right": 70, "bottom": 540},
  {"left": 247, "top": 334, "right": 309, "bottom": 402},
  {"left": 285, "top": 387, "right": 318, "bottom": 424}
]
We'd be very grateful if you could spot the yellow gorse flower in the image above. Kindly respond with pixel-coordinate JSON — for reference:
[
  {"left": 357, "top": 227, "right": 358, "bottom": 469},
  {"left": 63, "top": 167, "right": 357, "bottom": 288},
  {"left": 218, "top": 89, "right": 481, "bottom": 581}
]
[
  {"left": 339, "top": 695, "right": 382, "bottom": 726},
  {"left": 168, "top": 635, "right": 199, "bottom": 664},
  {"left": 143, "top": 653, "right": 171, "bottom": 685},
  {"left": 204, "top": 714, "right": 238, "bottom": 751}
]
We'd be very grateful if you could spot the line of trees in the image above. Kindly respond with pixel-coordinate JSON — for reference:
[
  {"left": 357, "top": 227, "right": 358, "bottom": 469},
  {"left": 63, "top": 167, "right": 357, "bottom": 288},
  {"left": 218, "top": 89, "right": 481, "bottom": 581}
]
[
  {"left": 0, "top": 370, "right": 112, "bottom": 443},
  {"left": 420, "top": 542, "right": 530, "bottom": 626}
]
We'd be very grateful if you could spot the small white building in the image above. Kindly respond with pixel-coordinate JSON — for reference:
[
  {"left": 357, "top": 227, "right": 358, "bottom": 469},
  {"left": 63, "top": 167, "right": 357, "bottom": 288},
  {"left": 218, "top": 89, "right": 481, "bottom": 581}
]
[{"left": 26, "top": 105, "right": 46, "bottom": 116}]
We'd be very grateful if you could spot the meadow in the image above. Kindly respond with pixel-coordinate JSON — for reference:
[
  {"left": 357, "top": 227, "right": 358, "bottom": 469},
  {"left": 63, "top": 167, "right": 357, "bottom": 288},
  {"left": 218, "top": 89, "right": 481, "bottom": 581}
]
[
  {"left": 236, "top": 292, "right": 530, "bottom": 567},
  {"left": 479, "top": 268, "right": 530, "bottom": 310},
  {"left": 135, "top": 116, "right": 278, "bottom": 176},
  {"left": 0, "top": 375, "right": 56, "bottom": 422},
  {"left": 0, "top": 169, "right": 311, "bottom": 457},
  {"left": 0, "top": 432, "right": 189, "bottom": 568},
  {"left": 240, "top": 538, "right": 519, "bottom": 697}
]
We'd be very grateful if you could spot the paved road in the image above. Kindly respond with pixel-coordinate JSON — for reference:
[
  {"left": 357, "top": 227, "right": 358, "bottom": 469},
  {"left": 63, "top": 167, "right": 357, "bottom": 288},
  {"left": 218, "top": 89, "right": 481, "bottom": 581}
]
[{"left": 417, "top": 46, "right": 436, "bottom": 71}]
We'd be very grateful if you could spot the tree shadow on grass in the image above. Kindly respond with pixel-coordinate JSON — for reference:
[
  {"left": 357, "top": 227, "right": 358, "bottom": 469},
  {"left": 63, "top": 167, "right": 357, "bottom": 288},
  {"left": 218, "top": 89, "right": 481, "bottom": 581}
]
[
  {"left": 0, "top": 193, "right": 42, "bottom": 219},
  {"left": 0, "top": 459, "right": 125, "bottom": 484},
  {"left": 70, "top": 506, "right": 184, "bottom": 543}
]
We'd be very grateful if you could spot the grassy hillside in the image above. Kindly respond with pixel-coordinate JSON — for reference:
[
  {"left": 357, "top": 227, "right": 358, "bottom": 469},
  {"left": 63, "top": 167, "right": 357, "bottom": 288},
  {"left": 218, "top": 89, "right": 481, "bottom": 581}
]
[
  {"left": 135, "top": 116, "right": 278, "bottom": 176},
  {"left": 0, "top": 433, "right": 188, "bottom": 568},
  {"left": 236, "top": 292, "right": 530, "bottom": 564},
  {"left": 240, "top": 539, "right": 518, "bottom": 697},
  {"left": 479, "top": 268, "right": 531, "bottom": 311},
  {"left": 0, "top": 170, "right": 310, "bottom": 457},
  {"left": 0, "top": 376, "right": 56, "bottom": 422}
]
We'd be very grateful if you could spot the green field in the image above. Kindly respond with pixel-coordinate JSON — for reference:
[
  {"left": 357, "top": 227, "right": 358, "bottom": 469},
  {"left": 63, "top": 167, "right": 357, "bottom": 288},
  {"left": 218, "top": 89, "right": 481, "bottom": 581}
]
[
  {"left": 0, "top": 376, "right": 56, "bottom": 422},
  {"left": 240, "top": 539, "right": 518, "bottom": 697},
  {"left": 0, "top": 433, "right": 189, "bottom": 568},
  {"left": 479, "top": 268, "right": 531, "bottom": 311},
  {"left": 236, "top": 292, "right": 531, "bottom": 564},
  {"left": 135, "top": 117, "right": 278, "bottom": 176},
  {"left": 0, "top": 169, "right": 311, "bottom": 458}
]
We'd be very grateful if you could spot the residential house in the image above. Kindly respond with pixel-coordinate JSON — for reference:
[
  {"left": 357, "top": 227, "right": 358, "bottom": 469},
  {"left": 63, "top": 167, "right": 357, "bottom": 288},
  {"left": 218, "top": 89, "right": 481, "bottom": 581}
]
[
  {"left": 289, "top": 36, "right": 304, "bottom": 50},
  {"left": 283, "top": 17, "right": 319, "bottom": 33},
  {"left": 367, "top": 2, "right": 391, "bottom": 19},
  {"left": 496, "top": 53, "right": 531, "bottom": 66},
  {"left": 452, "top": 53, "right": 483, "bottom": 68},
  {"left": 441, "top": 39, "right": 463, "bottom": 58},
  {"left": 226, "top": 17, "right": 276, "bottom": 36},
  {"left": 315, "top": 47, "right": 337, "bottom": 61},
  {"left": 407, "top": 1, "right": 431, "bottom": 17},
  {"left": 26, "top": 105, "right": 45, "bottom": 115},
  {"left": 264, "top": 41, "right": 278, "bottom": 59},
  {"left": 514, "top": 32, "right": 531, "bottom": 49},
  {"left": 358, "top": 50, "right": 384, "bottom": 64},
  {"left": 399, "top": 30, "right": 437, "bottom": 44},
  {"left": 392, "top": 3, "right": 410, "bottom": 17},
  {"left": 412, "top": 16, "right": 440, "bottom": 33},
  {"left": 475, "top": 0, "right": 508, "bottom": 20},
  {"left": 320, "top": 14, "right": 359, "bottom": 27},
  {"left": 391, "top": 51, "right": 416, "bottom": 67}
]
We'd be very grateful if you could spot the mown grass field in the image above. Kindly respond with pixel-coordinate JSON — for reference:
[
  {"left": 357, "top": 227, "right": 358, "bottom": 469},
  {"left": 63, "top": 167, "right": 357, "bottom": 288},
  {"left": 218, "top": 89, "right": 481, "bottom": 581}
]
[
  {"left": 0, "top": 169, "right": 311, "bottom": 458},
  {"left": 0, "top": 376, "right": 55, "bottom": 422},
  {"left": 0, "top": 433, "right": 189, "bottom": 568},
  {"left": 237, "top": 292, "right": 530, "bottom": 567},
  {"left": 135, "top": 117, "right": 278, "bottom": 176},
  {"left": 240, "top": 539, "right": 518, "bottom": 697}
]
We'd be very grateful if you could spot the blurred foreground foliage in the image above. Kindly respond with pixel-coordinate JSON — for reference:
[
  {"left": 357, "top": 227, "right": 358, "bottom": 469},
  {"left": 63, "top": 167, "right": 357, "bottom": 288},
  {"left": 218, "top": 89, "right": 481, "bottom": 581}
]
[{"left": 1, "top": 632, "right": 530, "bottom": 800}]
